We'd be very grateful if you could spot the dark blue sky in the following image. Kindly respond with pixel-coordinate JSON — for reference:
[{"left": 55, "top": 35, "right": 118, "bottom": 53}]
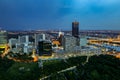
[{"left": 0, "top": 0, "right": 120, "bottom": 30}]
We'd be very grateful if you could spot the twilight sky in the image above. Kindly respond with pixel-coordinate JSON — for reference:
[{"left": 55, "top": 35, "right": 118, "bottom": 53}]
[{"left": 0, "top": 0, "right": 120, "bottom": 30}]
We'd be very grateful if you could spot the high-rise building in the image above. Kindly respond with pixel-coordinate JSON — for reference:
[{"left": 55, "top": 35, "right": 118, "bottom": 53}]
[
  {"left": 0, "top": 30, "right": 7, "bottom": 44},
  {"left": 62, "top": 35, "right": 78, "bottom": 52},
  {"left": 72, "top": 21, "right": 79, "bottom": 38},
  {"left": 0, "top": 30, "right": 7, "bottom": 53},
  {"left": 17, "top": 35, "right": 34, "bottom": 54},
  {"left": 38, "top": 40, "right": 52, "bottom": 56},
  {"left": 35, "top": 34, "right": 46, "bottom": 48},
  {"left": 18, "top": 35, "right": 29, "bottom": 44},
  {"left": 72, "top": 21, "right": 80, "bottom": 46},
  {"left": 8, "top": 38, "right": 18, "bottom": 49}
]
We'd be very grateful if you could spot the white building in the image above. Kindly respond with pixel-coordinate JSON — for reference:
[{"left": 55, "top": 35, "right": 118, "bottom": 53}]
[
  {"left": 8, "top": 38, "right": 18, "bottom": 49},
  {"left": 35, "top": 33, "right": 46, "bottom": 47},
  {"left": 18, "top": 35, "right": 29, "bottom": 44},
  {"left": 58, "top": 31, "right": 64, "bottom": 37},
  {"left": 23, "top": 43, "right": 33, "bottom": 53},
  {"left": 10, "top": 35, "right": 34, "bottom": 54}
]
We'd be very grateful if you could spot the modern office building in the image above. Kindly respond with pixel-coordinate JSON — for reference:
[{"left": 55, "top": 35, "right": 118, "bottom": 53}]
[
  {"left": 35, "top": 34, "right": 46, "bottom": 48},
  {"left": 80, "top": 36, "right": 88, "bottom": 47},
  {"left": 9, "top": 38, "right": 18, "bottom": 49},
  {"left": 72, "top": 21, "right": 79, "bottom": 38},
  {"left": 18, "top": 35, "right": 29, "bottom": 44},
  {"left": 23, "top": 43, "right": 33, "bottom": 53},
  {"left": 62, "top": 35, "right": 78, "bottom": 52},
  {"left": 13, "top": 35, "right": 34, "bottom": 54},
  {"left": 72, "top": 21, "right": 80, "bottom": 46},
  {"left": 38, "top": 40, "right": 52, "bottom": 56},
  {"left": 0, "top": 30, "right": 7, "bottom": 53}
]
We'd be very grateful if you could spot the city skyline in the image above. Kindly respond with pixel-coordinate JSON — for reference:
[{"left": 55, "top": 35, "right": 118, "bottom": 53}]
[{"left": 0, "top": 0, "right": 120, "bottom": 30}]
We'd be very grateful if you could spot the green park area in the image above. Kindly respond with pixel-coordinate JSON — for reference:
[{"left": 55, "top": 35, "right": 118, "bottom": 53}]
[{"left": 0, "top": 54, "right": 120, "bottom": 80}]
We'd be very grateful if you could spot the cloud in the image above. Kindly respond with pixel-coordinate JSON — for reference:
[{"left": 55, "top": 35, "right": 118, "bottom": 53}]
[
  {"left": 74, "top": 0, "right": 120, "bottom": 8},
  {"left": 0, "top": 0, "right": 120, "bottom": 30}
]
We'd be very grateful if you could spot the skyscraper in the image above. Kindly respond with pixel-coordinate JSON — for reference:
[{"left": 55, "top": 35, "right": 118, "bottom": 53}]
[{"left": 72, "top": 21, "right": 79, "bottom": 38}]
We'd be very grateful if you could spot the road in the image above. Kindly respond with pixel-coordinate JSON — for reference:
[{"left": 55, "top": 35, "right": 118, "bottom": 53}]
[{"left": 39, "top": 66, "right": 76, "bottom": 80}]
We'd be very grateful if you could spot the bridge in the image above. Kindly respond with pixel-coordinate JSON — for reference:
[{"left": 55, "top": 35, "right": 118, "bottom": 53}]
[
  {"left": 88, "top": 37, "right": 120, "bottom": 52},
  {"left": 88, "top": 37, "right": 120, "bottom": 45}
]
